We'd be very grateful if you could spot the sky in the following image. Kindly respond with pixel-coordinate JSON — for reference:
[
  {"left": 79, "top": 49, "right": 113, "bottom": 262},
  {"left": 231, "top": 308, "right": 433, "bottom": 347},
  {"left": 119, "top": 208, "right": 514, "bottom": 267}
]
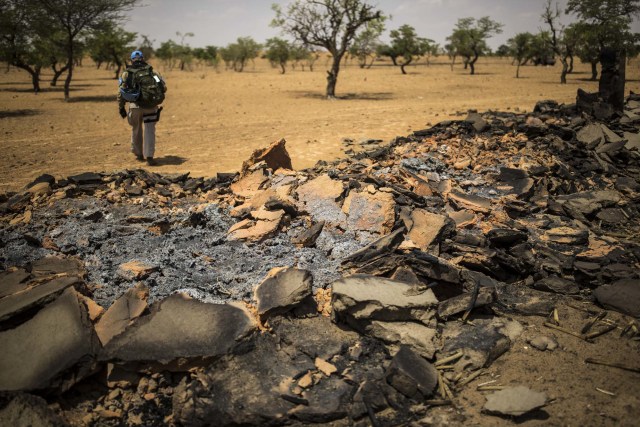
[{"left": 123, "top": 0, "right": 640, "bottom": 51}]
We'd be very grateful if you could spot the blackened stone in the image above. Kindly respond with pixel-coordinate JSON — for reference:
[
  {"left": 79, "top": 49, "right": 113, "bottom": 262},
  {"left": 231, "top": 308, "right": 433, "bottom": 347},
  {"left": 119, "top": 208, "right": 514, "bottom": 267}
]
[
  {"left": 0, "top": 393, "right": 66, "bottom": 426},
  {"left": 289, "top": 377, "right": 352, "bottom": 423},
  {"left": 487, "top": 228, "right": 528, "bottom": 247},
  {"left": 101, "top": 294, "right": 255, "bottom": 367},
  {"left": 0, "top": 268, "right": 31, "bottom": 299},
  {"left": 494, "top": 283, "right": 558, "bottom": 316},
  {"left": 385, "top": 346, "right": 438, "bottom": 399},
  {"left": 534, "top": 100, "right": 559, "bottom": 114},
  {"left": 0, "top": 288, "right": 100, "bottom": 392},
  {"left": 593, "top": 279, "right": 640, "bottom": 317},
  {"left": 533, "top": 276, "right": 580, "bottom": 295},
  {"left": 67, "top": 172, "right": 102, "bottom": 185},
  {"left": 255, "top": 268, "right": 314, "bottom": 322},
  {"left": 25, "top": 174, "right": 56, "bottom": 189}
]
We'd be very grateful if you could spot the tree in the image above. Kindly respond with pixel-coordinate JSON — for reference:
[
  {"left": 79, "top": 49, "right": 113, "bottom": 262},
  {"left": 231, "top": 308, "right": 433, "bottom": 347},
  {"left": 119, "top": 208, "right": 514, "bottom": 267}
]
[
  {"left": 495, "top": 44, "right": 511, "bottom": 58},
  {"left": 265, "top": 37, "right": 291, "bottom": 73},
  {"left": 86, "top": 21, "right": 136, "bottom": 79},
  {"left": 384, "top": 25, "right": 432, "bottom": 74},
  {"left": 348, "top": 18, "right": 385, "bottom": 69},
  {"left": 447, "top": 17, "right": 502, "bottom": 75},
  {"left": 0, "top": 0, "right": 51, "bottom": 92},
  {"left": 35, "top": 0, "right": 139, "bottom": 100},
  {"left": 155, "top": 39, "right": 180, "bottom": 69},
  {"left": 272, "top": 0, "right": 383, "bottom": 98},
  {"left": 542, "top": 0, "right": 570, "bottom": 84},
  {"left": 138, "top": 35, "right": 154, "bottom": 60},
  {"left": 193, "top": 45, "right": 219, "bottom": 69},
  {"left": 508, "top": 32, "right": 533, "bottom": 78},
  {"left": 220, "top": 37, "right": 260, "bottom": 72},
  {"left": 527, "top": 31, "right": 555, "bottom": 65}
]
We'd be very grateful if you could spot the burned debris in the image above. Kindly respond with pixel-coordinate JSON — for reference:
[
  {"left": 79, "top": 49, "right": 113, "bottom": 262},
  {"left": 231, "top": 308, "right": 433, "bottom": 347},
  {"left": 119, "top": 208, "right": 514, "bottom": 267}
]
[{"left": 0, "top": 94, "right": 639, "bottom": 425}]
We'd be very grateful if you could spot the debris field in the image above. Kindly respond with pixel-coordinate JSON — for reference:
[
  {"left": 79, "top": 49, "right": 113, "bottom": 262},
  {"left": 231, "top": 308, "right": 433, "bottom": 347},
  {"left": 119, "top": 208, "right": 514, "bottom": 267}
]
[{"left": 1, "top": 95, "right": 639, "bottom": 426}]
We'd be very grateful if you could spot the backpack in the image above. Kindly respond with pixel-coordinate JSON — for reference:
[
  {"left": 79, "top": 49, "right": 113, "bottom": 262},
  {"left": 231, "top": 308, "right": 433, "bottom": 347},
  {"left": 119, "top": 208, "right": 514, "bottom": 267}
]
[{"left": 127, "top": 64, "right": 165, "bottom": 108}]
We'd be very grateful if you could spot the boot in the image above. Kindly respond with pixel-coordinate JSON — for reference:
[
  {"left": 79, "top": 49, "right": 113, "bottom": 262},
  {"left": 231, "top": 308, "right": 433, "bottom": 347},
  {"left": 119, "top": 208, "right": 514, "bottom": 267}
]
[{"left": 146, "top": 157, "right": 158, "bottom": 166}]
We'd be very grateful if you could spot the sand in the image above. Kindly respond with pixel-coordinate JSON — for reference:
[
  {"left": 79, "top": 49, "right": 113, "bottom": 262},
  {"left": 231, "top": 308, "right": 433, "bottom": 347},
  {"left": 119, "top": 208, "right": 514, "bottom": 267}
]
[{"left": 0, "top": 56, "right": 638, "bottom": 193}]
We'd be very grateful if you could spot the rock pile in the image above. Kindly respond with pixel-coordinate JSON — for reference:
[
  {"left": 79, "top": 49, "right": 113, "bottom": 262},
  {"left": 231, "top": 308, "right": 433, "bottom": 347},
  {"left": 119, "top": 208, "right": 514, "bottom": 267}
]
[{"left": 1, "top": 95, "right": 639, "bottom": 426}]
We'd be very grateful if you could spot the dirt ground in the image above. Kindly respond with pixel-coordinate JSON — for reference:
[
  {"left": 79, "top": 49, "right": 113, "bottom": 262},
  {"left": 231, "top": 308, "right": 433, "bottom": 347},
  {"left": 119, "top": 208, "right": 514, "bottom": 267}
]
[{"left": 1, "top": 56, "right": 639, "bottom": 193}]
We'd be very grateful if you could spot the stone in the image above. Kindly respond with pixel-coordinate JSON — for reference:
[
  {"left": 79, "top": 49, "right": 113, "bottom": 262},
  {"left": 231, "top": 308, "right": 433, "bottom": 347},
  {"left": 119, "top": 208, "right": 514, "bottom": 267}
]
[
  {"left": 289, "top": 377, "right": 352, "bottom": 423},
  {"left": 528, "top": 335, "right": 558, "bottom": 351},
  {"left": 342, "top": 189, "right": 395, "bottom": 235},
  {"left": 533, "top": 276, "right": 580, "bottom": 295},
  {"left": 448, "top": 190, "right": 492, "bottom": 214},
  {"left": 101, "top": 294, "right": 255, "bottom": 368},
  {"left": 331, "top": 275, "right": 438, "bottom": 329},
  {"left": 117, "top": 260, "right": 158, "bottom": 281},
  {"left": 0, "top": 288, "right": 100, "bottom": 391},
  {"left": 576, "top": 123, "right": 604, "bottom": 148},
  {"left": 367, "top": 321, "right": 438, "bottom": 359},
  {"left": 448, "top": 209, "right": 477, "bottom": 228},
  {"left": 437, "top": 287, "right": 495, "bottom": 320},
  {"left": 29, "top": 256, "right": 85, "bottom": 278},
  {"left": 94, "top": 283, "right": 149, "bottom": 346},
  {"left": 623, "top": 131, "right": 640, "bottom": 151},
  {"left": 230, "top": 169, "right": 270, "bottom": 198},
  {"left": 487, "top": 228, "right": 528, "bottom": 247},
  {"left": 24, "top": 181, "right": 52, "bottom": 196},
  {"left": 0, "top": 268, "right": 30, "bottom": 298},
  {"left": 315, "top": 357, "right": 337, "bottom": 376},
  {"left": 496, "top": 168, "right": 534, "bottom": 197},
  {"left": 272, "top": 316, "right": 359, "bottom": 360},
  {"left": 172, "top": 333, "right": 313, "bottom": 426},
  {"left": 556, "top": 190, "right": 622, "bottom": 220},
  {"left": 254, "top": 267, "right": 314, "bottom": 322},
  {"left": 483, "top": 386, "right": 547, "bottom": 417},
  {"left": 291, "top": 221, "right": 324, "bottom": 247},
  {"left": 405, "top": 209, "right": 453, "bottom": 252},
  {"left": 67, "top": 172, "right": 102, "bottom": 185},
  {"left": 227, "top": 214, "right": 283, "bottom": 243},
  {"left": 0, "top": 276, "right": 83, "bottom": 324},
  {"left": 465, "top": 110, "right": 488, "bottom": 132},
  {"left": 593, "top": 279, "right": 640, "bottom": 317},
  {"left": 296, "top": 174, "right": 346, "bottom": 226},
  {"left": 0, "top": 393, "right": 66, "bottom": 427},
  {"left": 241, "top": 138, "right": 293, "bottom": 175},
  {"left": 385, "top": 345, "right": 438, "bottom": 399},
  {"left": 441, "top": 317, "right": 522, "bottom": 372},
  {"left": 542, "top": 226, "right": 589, "bottom": 246},
  {"left": 494, "top": 283, "right": 558, "bottom": 316}
]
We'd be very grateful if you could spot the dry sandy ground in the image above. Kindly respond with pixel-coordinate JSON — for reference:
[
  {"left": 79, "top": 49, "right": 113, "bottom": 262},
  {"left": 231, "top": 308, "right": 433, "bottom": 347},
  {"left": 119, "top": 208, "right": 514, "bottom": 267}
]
[{"left": 1, "top": 56, "right": 638, "bottom": 193}]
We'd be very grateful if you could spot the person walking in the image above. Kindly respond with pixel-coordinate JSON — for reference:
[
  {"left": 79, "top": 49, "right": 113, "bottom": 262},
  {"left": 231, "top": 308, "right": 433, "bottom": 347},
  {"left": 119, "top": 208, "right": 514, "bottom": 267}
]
[{"left": 118, "top": 50, "right": 166, "bottom": 166}]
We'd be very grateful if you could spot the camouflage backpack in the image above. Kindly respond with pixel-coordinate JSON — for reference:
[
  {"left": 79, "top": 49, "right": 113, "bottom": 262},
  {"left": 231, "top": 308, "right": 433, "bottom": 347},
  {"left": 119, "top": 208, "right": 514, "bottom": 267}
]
[{"left": 127, "top": 64, "right": 165, "bottom": 108}]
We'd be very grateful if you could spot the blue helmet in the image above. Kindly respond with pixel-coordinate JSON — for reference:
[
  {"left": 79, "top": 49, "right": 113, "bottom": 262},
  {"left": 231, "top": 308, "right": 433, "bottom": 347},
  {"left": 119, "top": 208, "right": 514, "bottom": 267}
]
[{"left": 130, "top": 50, "right": 144, "bottom": 61}]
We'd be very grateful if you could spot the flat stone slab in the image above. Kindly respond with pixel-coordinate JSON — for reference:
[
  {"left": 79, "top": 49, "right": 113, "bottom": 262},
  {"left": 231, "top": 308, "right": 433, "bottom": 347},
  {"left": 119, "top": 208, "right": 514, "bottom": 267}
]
[
  {"left": 331, "top": 275, "right": 438, "bottom": 328},
  {"left": 483, "top": 386, "right": 547, "bottom": 417},
  {"left": 230, "top": 169, "right": 269, "bottom": 199},
  {"left": 101, "top": 294, "right": 255, "bottom": 367},
  {"left": 576, "top": 123, "right": 604, "bottom": 147},
  {"left": 541, "top": 226, "right": 589, "bottom": 246},
  {"left": 385, "top": 345, "right": 438, "bottom": 399},
  {"left": 255, "top": 267, "right": 313, "bottom": 322},
  {"left": 0, "top": 288, "right": 99, "bottom": 391},
  {"left": 533, "top": 276, "right": 580, "bottom": 295},
  {"left": 342, "top": 189, "right": 395, "bottom": 235},
  {"left": 441, "top": 317, "right": 522, "bottom": 372},
  {"left": 0, "top": 276, "right": 82, "bottom": 324},
  {"left": 448, "top": 190, "right": 492, "bottom": 214},
  {"left": 29, "top": 256, "right": 85, "bottom": 278},
  {"left": 95, "top": 284, "right": 149, "bottom": 346},
  {"left": 405, "top": 209, "right": 452, "bottom": 251},
  {"left": 296, "top": 174, "right": 346, "bottom": 226},
  {"left": 593, "top": 279, "right": 640, "bottom": 318},
  {"left": 367, "top": 321, "right": 438, "bottom": 359},
  {"left": 0, "top": 268, "right": 31, "bottom": 298}
]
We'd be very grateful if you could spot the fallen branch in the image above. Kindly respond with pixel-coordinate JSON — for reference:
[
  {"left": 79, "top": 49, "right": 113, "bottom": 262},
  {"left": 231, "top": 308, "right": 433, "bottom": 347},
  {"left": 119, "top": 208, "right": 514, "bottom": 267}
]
[{"left": 585, "top": 358, "right": 640, "bottom": 374}]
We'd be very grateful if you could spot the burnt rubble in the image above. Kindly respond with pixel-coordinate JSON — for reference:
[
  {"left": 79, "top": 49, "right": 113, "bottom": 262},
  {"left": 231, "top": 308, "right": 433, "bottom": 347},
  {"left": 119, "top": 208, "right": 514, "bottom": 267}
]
[{"left": 0, "top": 95, "right": 639, "bottom": 426}]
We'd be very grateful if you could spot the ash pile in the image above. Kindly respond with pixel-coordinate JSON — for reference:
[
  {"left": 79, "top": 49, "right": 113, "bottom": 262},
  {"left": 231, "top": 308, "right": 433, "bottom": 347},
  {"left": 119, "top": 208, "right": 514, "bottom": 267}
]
[{"left": 0, "top": 95, "right": 639, "bottom": 426}]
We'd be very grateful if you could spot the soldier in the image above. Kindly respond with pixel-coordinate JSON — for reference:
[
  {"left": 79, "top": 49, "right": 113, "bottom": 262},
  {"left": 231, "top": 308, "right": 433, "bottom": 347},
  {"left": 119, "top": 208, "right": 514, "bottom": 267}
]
[{"left": 118, "top": 50, "right": 166, "bottom": 166}]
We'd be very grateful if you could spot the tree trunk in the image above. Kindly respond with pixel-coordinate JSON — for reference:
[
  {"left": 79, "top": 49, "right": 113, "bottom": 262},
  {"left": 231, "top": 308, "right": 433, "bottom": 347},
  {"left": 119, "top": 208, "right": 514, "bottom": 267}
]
[
  {"left": 50, "top": 63, "right": 69, "bottom": 86},
  {"left": 599, "top": 48, "right": 626, "bottom": 112},
  {"left": 63, "top": 37, "right": 74, "bottom": 101},
  {"left": 516, "top": 62, "right": 520, "bottom": 78},
  {"left": 450, "top": 56, "right": 456, "bottom": 71},
  {"left": 590, "top": 61, "right": 598, "bottom": 81},
  {"left": 326, "top": 55, "right": 341, "bottom": 98},
  {"left": 560, "top": 57, "right": 568, "bottom": 84},
  {"left": 469, "top": 51, "right": 478, "bottom": 75},
  {"left": 280, "top": 61, "right": 286, "bottom": 74},
  {"left": 400, "top": 57, "right": 412, "bottom": 75},
  {"left": 568, "top": 55, "right": 574, "bottom": 73},
  {"left": 390, "top": 56, "right": 398, "bottom": 66}
]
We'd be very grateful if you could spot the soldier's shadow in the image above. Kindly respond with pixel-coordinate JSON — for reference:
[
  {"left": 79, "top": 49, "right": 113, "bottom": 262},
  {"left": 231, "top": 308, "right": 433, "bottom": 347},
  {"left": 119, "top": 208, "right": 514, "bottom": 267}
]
[{"left": 155, "top": 155, "right": 187, "bottom": 166}]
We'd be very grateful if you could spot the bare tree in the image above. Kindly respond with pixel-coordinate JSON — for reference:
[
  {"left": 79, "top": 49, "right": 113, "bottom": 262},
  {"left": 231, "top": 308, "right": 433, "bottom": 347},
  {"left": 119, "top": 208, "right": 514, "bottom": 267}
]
[
  {"left": 542, "top": 0, "right": 570, "bottom": 84},
  {"left": 272, "top": 0, "right": 383, "bottom": 98}
]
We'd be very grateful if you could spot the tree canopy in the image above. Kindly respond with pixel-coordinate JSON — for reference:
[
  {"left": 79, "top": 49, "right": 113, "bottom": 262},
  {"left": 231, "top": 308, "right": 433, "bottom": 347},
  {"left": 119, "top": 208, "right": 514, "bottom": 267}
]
[
  {"left": 447, "top": 16, "right": 502, "bottom": 75},
  {"left": 272, "top": 0, "right": 384, "bottom": 98},
  {"left": 383, "top": 25, "right": 433, "bottom": 74}
]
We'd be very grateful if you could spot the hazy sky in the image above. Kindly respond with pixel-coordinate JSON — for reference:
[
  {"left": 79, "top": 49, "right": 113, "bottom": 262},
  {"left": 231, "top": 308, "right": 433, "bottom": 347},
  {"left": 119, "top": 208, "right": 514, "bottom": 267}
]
[{"left": 123, "top": 0, "right": 640, "bottom": 50}]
